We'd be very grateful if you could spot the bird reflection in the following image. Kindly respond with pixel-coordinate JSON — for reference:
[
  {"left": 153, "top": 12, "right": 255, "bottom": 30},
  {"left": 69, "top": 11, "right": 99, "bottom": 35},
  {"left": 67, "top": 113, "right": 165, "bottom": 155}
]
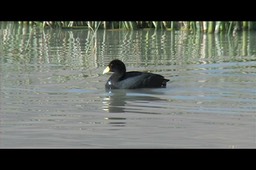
[
  {"left": 102, "top": 90, "right": 127, "bottom": 113},
  {"left": 102, "top": 89, "right": 167, "bottom": 113},
  {"left": 104, "top": 117, "right": 127, "bottom": 127}
]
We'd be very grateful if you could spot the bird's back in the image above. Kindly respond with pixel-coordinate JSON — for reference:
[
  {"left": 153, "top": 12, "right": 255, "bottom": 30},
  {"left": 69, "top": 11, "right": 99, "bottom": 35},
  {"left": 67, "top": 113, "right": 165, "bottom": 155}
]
[{"left": 116, "top": 71, "right": 169, "bottom": 89}]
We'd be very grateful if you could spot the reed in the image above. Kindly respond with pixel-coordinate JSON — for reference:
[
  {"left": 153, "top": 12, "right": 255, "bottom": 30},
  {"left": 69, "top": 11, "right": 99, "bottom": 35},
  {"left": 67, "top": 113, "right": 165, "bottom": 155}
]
[
  {"left": 29, "top": 21, "right": 256, "bottom": 33},
  {"left": 207, "top": 21, "right": 214, "bottom": 33},
  {"left": 214, "top": 21, "right": 221, "bottom": 33}
]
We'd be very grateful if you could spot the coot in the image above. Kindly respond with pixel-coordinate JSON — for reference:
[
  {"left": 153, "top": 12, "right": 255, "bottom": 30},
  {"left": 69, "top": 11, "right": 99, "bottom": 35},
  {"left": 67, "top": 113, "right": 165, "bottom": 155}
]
[{"left": 103, "top": 59, "right": 169, "bottom": 89}]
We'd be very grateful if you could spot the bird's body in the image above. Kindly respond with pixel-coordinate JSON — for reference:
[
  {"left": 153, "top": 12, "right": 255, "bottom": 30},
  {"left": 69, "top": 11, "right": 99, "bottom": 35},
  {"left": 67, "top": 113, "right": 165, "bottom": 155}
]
[{"left": 103, "top": 59, "right": 169, "bottom": 90}]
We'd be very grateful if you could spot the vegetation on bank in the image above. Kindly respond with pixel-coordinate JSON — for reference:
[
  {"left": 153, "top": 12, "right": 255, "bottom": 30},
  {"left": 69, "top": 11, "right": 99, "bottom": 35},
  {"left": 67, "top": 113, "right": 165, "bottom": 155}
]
[{"left": 17, "top": 21, "right": 256, "bottom": 34}]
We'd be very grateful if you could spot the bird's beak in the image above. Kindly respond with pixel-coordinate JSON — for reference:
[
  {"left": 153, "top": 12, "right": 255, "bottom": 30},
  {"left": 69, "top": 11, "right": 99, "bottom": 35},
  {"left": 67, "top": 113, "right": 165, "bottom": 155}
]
[{"left": 103, "top": 66, "right": 110, "bottom": 74}]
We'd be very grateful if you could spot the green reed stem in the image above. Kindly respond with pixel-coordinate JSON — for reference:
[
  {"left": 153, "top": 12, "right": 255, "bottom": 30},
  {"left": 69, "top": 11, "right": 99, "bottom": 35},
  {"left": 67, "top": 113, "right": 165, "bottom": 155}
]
[{"left": 207, "top": 21, "right": 214, "bottom": 33}]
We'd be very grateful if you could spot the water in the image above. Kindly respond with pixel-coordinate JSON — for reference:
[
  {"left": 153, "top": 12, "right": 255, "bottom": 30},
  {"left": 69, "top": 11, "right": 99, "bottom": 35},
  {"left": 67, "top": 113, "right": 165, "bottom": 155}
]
[{"left": 1, "top": 22, "right": 256, "bottom": 148}]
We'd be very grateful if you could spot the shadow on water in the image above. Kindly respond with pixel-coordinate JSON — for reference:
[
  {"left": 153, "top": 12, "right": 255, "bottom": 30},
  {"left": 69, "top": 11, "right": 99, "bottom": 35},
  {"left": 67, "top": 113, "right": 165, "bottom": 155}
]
[{"left": 102, "top": 88, "right": 167, "bottom": 113}]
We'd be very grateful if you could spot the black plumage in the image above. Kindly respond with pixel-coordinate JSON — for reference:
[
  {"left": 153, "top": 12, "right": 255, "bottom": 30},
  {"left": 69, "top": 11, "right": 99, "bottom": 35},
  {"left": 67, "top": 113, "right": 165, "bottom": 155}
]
[{"left": 103, "top": 59, "right": 169, "bottom": 89}]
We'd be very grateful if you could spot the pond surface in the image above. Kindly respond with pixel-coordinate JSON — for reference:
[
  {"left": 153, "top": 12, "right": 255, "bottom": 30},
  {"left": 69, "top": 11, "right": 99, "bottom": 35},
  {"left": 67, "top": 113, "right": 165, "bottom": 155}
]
[{"left": 1, "top": 22, "right": 256, "bottom": 148}]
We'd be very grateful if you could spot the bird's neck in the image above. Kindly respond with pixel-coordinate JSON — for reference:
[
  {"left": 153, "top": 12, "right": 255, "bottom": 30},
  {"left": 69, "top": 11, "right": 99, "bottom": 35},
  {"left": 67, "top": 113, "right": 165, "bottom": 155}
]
[{"left": 111, "top": 72, "right": 125, "bottom": 81}]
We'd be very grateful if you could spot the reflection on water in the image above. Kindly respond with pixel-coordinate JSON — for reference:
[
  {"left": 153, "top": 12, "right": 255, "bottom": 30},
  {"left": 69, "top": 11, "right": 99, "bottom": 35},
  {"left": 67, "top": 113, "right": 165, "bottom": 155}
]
[
  {"left": 102, "top": 89, "right": 167, "bottom": 113},
  {"left": 104, "top": 117, "right": 127, "bottom": 127},
  {"left": 1, "top": 22, "right": 256, "bottom": 148},
  {"left": 1, "top": 22, "right": 256, "bottom": 68},
  {"left": 103, "top": 90, "right": 127, "bottom": 113}
]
